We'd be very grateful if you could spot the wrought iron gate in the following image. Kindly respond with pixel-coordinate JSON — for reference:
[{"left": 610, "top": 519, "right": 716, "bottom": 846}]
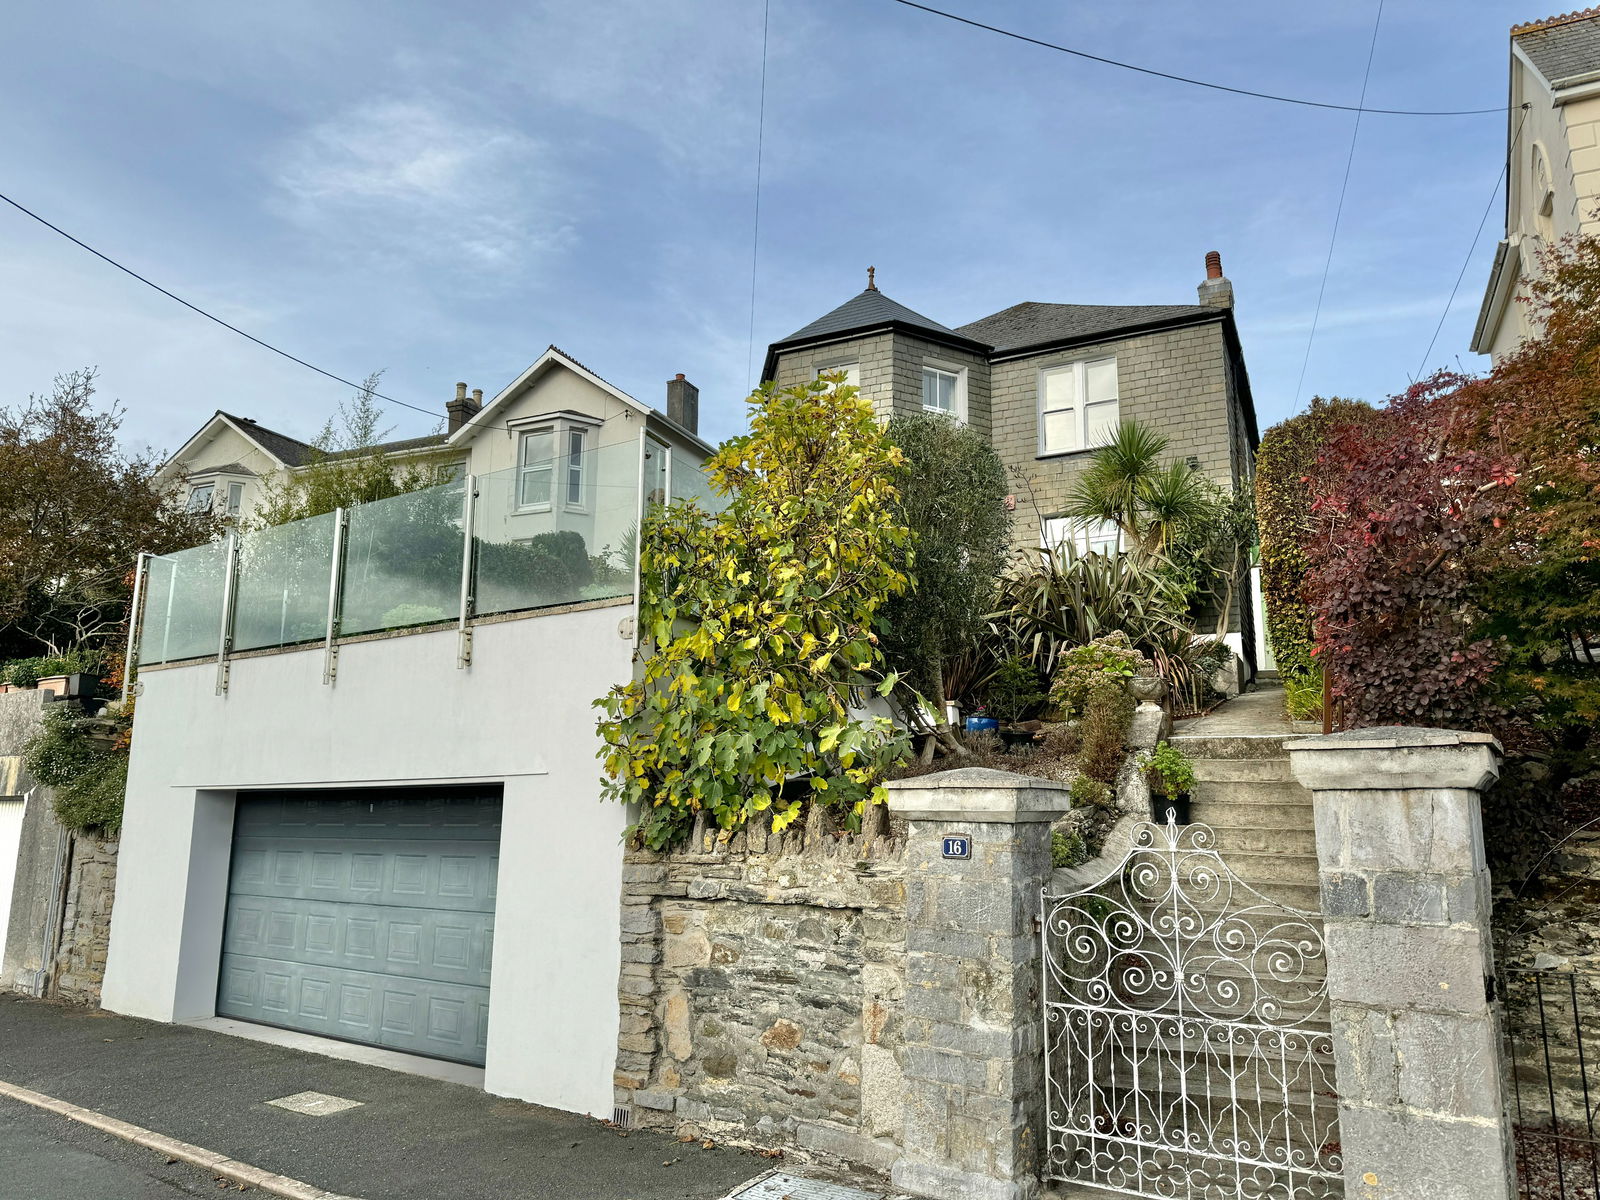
[
  {"left": 1041, "top": 820, "right": 1343, "bottom": 1199},
  {"left": 1502, "top": 965, "right": 1600, "bottom": 1199}
]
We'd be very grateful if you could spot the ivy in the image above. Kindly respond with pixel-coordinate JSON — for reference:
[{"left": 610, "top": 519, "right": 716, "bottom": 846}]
[{"left": 595, "top": 376, "right": 913, "bottom": 849}]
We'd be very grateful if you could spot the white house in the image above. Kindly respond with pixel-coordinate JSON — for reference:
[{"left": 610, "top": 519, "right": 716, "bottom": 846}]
[{"left": 101, "top": 348, "right": 713, "bottom": 1116}]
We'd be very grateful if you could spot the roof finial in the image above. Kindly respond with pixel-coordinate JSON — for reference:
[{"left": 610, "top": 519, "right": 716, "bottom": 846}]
[{"left": 866, "top": 265, "right": 877, "bottom": 292}]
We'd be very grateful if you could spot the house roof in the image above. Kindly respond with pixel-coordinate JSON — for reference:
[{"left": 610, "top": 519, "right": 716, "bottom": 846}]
[
  {"left": 953, "top": 302, "right": 1221, "bottom": 358},
  {"left": 187, "top": 462, "right": 258, "bottom": 477},
  {"left": 215, "top": 412, "right": 315, "bottom": 467},
  {"left": 776, "top": 288, "right": 960, "bottom": 344},
  {"left": 1513, "top": 8, "right": 1600, "bottom": 84}
]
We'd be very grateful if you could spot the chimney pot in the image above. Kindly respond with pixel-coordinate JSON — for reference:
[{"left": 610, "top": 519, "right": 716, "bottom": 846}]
[
  {"left": 666, "top": 375, "right": 700, "bottom": 436},
  {"left": 447, "top": 383, "right": 484, "bottom": 434},
  {"left": 1197, "top": 251, "right": 1234, "bottom": 310}
]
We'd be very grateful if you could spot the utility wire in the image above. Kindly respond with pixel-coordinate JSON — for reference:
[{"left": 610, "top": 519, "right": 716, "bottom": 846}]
[
  {"left": 746, "top": 0, "right": 772, "bottom": 392},
  {"left": 1415, "top": 103, "right": 1533, "bottom": 380},
  {"left": 887, "top": 0, "right": 1502, "bottom": 116},
  {"left": 1292, "top": 0, "right": 1385, "bottom": 409},
  {"left": 0, "top": 189, "right": 636, "bottom": 445}
]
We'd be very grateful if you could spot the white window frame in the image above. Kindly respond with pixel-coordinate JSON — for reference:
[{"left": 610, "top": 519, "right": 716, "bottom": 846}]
[
  {"left": 516, "top": 427, "right": 557, "bottom": 512},
  {"left": 185, "top": 483, "right": 215, "bottom": 513},
  {"left": 514, "top": 419, "right": 593, "bottom": 514},
  {"left": 1041, "top": 516, "right": 1123, "bottom": 557},
  {"left": 225, "top": 481, "right": 244, "bottom": 516},
  {"left": 921, "top": 361, "right": 968, "bottom": 423},
  {"left": 1037, "top": 355, "right": 1120, "bottom": 457},
  {"left": 564, "top": 426, "right": 588, "bottom": 511}
]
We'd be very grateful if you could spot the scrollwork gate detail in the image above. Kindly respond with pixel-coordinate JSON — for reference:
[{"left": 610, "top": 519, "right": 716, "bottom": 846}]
[{"left": 1042, "top": 820, "right": 1343, "bottom": 1199}]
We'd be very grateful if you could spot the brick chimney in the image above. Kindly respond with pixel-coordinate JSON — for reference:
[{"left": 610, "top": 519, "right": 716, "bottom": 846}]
[
  {"left": 447, "top": 381, "right": 482, "bottom": 434},
  {"left": 1197, "top": 250, "right": 1234, "bottom": 310},
  {"left": 666, "top": 374, "right": 699, "bottom": 434}
]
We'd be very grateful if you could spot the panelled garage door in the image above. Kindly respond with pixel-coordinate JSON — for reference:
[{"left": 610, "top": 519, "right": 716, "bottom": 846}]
[{"left": 217, "top": 788, "right": 502, "bottom": 1066}]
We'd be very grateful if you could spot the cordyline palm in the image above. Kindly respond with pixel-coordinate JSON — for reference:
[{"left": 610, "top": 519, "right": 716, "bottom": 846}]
[{"left": 1064, "top": 421, "right": 1213, "bottom": 556}]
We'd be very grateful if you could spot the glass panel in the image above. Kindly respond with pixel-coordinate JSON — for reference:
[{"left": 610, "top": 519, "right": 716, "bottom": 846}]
[
  {"left": 670, "top": 449, "right": 726, "bottom": 513},
  {"left": 186, "top": 484, "right": 214, "bottom": 513},
  {"left": 1042, "top": 409, "right": 1077, "bottom": 454},
  {"left": 643, "top": 439, "right": 669, "bottom": 510},
  {"left": 1085, "top": 357, "right": 1118, "bottom": 402},
  {"left": 566, "top": 430, "right": 586, "bottom": 506},
  {"left": 924, "top": 368, "right": 956, "bottom": 413},
  {"left": 138, "top": 540, "right": 228, "bottom": 664},
  {"left": 339, "top": 478, "right": 466, "bottom": 637},
  {"left": 472, "top": 440, "right": 640, "bottom": 617},
  {"left": 1086, "top": 400, "right": 1120, "bottom": 445},
  {"left": 232, "top": 512, "right": 336, "bottom": 652},
  {"left": 1043, "top": 367, "right": 1077, "bottom": 408},
  {"left": 226, "top": 482, "right": 244, "bottom": 515}
]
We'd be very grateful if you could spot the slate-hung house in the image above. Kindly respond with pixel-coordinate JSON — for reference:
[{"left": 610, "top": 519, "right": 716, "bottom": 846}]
[{"left": 762, "top": 253, "right": 1260, "bottom": 662}]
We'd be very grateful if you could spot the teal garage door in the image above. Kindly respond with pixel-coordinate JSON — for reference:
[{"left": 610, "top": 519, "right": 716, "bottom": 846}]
[{"left": 217, "top": 788, "right": 501, "bottom": 1066}]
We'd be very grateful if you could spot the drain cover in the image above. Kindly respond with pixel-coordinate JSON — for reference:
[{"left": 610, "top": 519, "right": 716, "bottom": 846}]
[
  {"left": 265, "top": 1091, "right": 364, "bottom": 1116},
  {"left": 725, "top": 1172, "right": 885, "bottom": 1200}
]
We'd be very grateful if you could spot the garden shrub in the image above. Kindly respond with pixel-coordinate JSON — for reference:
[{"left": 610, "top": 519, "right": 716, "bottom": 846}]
[
  {"left": 596, "top": 376, "right": 911, "bottom": 849},
  {"left": 983, "top": 655, "right": 1045, "bottom": 726},
  {"left": 1078, "top": 676, "right": 1135, "bottom": 785},
  {"left": 1049, "top": 632, "right": 1147, "bottom": 720},
  {"left": 1144, "top": 740, "right": 1197, "bottom": 800},
  {"left": 2, "top": 648, "right": 101, "bottom": 687},
  {"left": 1254, "top": 396, "right": 1374, "bottom": 681},
  {"left": 1051, "top": 826, "right": 1087, "bottom": 868},
  {"left": 1282, "top": 667, "right": 1323, "bottom": 721},
  {"left": 24, "top": 705, "right": 126, "bottom": 834},
  {"left": 1070, "top": 774, "right": 1112, "bottom": 809}
]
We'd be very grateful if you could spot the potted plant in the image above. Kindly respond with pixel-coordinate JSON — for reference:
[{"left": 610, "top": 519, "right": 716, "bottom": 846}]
[
  {"left": 1144, "top": 740, "right": 1196, "bottom": 825},
  {"left": 986, "top": 656, "right": 1045, "bottom": 750}
]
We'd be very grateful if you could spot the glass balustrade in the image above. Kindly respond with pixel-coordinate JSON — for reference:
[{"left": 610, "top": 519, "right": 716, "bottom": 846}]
[{"left": 132, "top": 434, "right": 722, "bottom": 665}]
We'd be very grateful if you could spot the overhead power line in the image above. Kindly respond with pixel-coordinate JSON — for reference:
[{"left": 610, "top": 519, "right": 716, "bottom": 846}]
[
  {"left": 0, "top": 188, "right": 610, "bottom": 445},
  {"left": 886, "top": 0, "right": 1503, "bottom": 116},
  {"left": 1293, "top": 0, "right": 1386, "bottom": 409},
  {"left": 1414, "top": 104, "right": 1533, "bottom": 380}
]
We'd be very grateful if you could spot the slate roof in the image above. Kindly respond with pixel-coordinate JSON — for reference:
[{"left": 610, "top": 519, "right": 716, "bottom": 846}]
[
  {"left": 1513, "top": 8, "right": 1600, "bottom": 83},
  {"left": 187, "top": 461, "right": 258, "bottom": 477},
  {"left": 218, "top": 412, "right": 315, "bottom": 467},
  {"left": 774, "top": 288, "right": 964, "bottom": 345},
  {"left": 954, "top": 302, "right": 1220, "bottom": 357},
  {"left": 215, "top": 412, "right": 448, "bottom": 466}
]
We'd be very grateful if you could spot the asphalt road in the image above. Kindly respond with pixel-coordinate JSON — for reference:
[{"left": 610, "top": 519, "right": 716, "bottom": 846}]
[
  {"left": 0, "top": 1097, "right": 227, "bottom": 1199},
  {"left": 0, "top": 995, "right": 767, "bottom": 1200}
]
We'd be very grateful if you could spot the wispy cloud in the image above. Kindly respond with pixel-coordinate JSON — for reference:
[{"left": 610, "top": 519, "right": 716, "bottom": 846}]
[{"left": 271, "top": 98, "right": 571, "bottom": 271}]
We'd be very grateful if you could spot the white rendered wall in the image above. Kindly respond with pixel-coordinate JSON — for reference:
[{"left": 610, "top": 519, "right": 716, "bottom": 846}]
[{"left": 102, "top": 602, "right": 634, "bottom": 1117}]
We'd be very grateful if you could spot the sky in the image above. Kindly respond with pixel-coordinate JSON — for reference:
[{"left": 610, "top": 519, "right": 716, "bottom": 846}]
[{"left": 0, "top": 0, "right": 1535, "bottom": 457}]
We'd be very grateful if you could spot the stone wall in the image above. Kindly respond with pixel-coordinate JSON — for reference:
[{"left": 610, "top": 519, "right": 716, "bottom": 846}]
[
  {"left": 614, "top": 809, "right": 908, "bottom": 1171},
  {"left": 0, "top": 690, "right": 120, "bottom": 1004}
]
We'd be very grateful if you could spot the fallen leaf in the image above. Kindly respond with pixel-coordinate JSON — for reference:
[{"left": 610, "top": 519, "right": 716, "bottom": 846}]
[{"left": 700, "top": 1139, "right": 715, "bottom": 1149}]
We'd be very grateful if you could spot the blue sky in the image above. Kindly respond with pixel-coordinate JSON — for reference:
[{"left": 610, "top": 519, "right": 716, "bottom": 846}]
[{"left": 1, "top": 0, "right": 1531, "bottom": 455}]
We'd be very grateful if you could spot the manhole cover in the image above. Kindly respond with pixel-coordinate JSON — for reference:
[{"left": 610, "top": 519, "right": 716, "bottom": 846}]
[{"left": 265, "top": 1091, "right": 364, "bottom": 1116}]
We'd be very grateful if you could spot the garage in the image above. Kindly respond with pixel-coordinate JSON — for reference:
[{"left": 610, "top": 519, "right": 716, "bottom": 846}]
[{"left": 217, "top": 787, "right": 502, "bottom": 1066}]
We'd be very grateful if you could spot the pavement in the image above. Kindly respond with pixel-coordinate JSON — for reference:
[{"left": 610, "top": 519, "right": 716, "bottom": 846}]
[{"left": 0, "top": 994, "right": 775, "bottom": 1200}]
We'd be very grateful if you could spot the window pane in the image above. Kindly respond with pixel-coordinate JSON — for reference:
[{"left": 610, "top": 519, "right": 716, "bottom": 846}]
[
  {"left": 226, "top": 483, "right": 244, "bottom": 515},
  {"left": 518, "top": 465, "right": 552, "bottom": 508},
  {"left": 923, "top": 368, "right": 956, "bottom": 412},
  {"left": 1085, "top": 358, "right": 1118, "bottom": 402},
  {"left": 1040, "top": 517, "right": 1070, "bottom": 551},
  {"left": 1086, "top": 399, "right": 1120, "bottom": 445},
  {"left": 818, "top": 363, "right": 860, "bottom": 390},
  {"left": 1042, "top": 409, "right": 1077, "bottom": 454},
  {"left": 1043, "top": 368, "right": 1077, "bottom": 409},
  {"left": 521, "top": 429, "right": 553, "bottom": 466},
  {"left": 186, "top": 484, "right": 213, "bottom": 513},
  {"left": 1086, "top": 519, "right": 1120, "bottom": 556}
]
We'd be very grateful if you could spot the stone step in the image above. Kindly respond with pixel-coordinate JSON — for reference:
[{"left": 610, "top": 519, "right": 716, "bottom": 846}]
[
  {"left": 1192, "top": 758, "right": 1296, "bottom": 784},
  {"left": 1203, "top": 847, "right": 1322, "bottom": 886},
  {"left": 1192, "top": 777, "right": 1312, "bottom": 805},
  {"left": 1201, "top": 824, "right": 1318, "bottom": 857},
  {"left": 1189, "top": 799, "right": 1318, "bottom": 830},
  {"left": 1167, "top": 734, "right": 1293, "bottom": 761}
]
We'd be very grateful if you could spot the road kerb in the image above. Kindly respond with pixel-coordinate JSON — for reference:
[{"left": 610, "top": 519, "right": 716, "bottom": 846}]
[{"left": 0, "top": 1077, "right": 363, "bottom": 1200}]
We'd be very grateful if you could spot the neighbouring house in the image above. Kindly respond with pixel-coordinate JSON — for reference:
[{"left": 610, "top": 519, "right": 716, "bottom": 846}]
[
  {"left": 156, "top": 345, "right": 708, "bottom": 524},
  {"left": 98, "top": 347, "right": 712, "bottom": 1117},
  {"left": 1473, "top": 6, "right": 1600, "bottom": 361},
  {"left": 762, "top": 253, "right": 1260, "bottom": 669}
]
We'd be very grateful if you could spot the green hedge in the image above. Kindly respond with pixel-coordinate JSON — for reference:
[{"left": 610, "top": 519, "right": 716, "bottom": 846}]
[{"left": 1254, "top": 397, "right": 1374, "bottom": 680}]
